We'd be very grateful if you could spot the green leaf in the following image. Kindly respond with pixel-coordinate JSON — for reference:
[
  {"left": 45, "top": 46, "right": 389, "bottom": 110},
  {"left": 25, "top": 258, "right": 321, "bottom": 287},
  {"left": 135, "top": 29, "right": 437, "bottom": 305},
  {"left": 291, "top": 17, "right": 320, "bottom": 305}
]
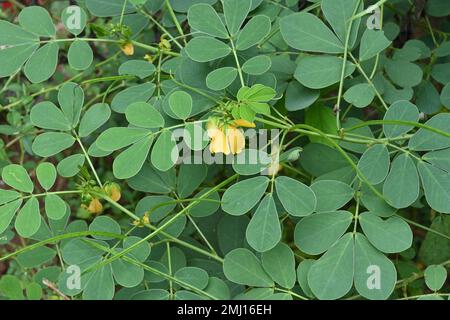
[
  {"left": 17, "top": 246, "right": 56, "bottom": 268},
  {"left": 232, "top": 149, "right": 271, "bottom": 175},
  {"left": 0, "top": 189, "right": 21, "bottom": 205},
  {"left": 0, "top": 200, "right": 22, "bottom": 234},
  {"left": 177, "top": 164, "right": 207, "bottom": 198},
  {"left": 2, "top": 164, "right": 33, "bottom": 193},
  {"left": 18, "top": 6, "right": 55, "bottom": 37},
  {"left": 418, "top": 162, "right": 450, "bottom": 214},
  {"left": 441, "top": 83, "right": 450, "bottom": 109},
  {"left": 359, "top": 212, "right": 413, "bottom": 253},
  {"left": 86, "top": 0, "right": 135, "bottom": 17},
  {"left": 131, "top": 290, "right": 169, "bottom": 300},
  {"left": 242, "top": 55, "right": 271, "bottom": 75},
  {"left": 275, "top": 176, "right": 316, "bottom": 217},
  {"left": 417, "top": 82, "right": 441, "bottom": 114},
  {"left": 185, "top": 36, "right": 231, "bottom": 62},
  {"left": 426, "top": 0, "right": 450, "bottom": 17},
  {"left": 359, "top": 29, "right": 391, "bottom": 61},
  {"left": 236, "top": 15, "right": 271, "bottom": 51},
  {"left": 36, "top": 162, "right": 57, "bottom": 191},
  {"left": 223, "top": 0, "right": 251, "bottom": 35},
  {"left": 15, "top": 197, "right": 41, "bottom": 238},
  {"left": 295, "top": 211, "right": 353, "bottom": 255},
  {"left": 58, "top": 82, "right": 84, "bottom": 127},
  {"left": 204, "top": 277, "right": 230, "bottom": 300},
  {"left": 174, "top": 267, "right": 209, "bottom": 290},
  {"left": 343, "top": 83, "right": 375, "bottom": 108},
  {"left": 0, "top": 275, "right": 24, "bottom": 300},
  {"left": 308, "top": 233, "right": 354, "bottom": 300},
  {"left": 223, "top": 248, "right": 273, "bottom": 287},
  {"left": 237, "top": 84, "right": 276, "bottom": 102},
  {"left": 0, "top": 21, "right": 39, "bottom": 78},
  {"left": 422, "top": 148, "right": 450, "bottom": 172},
  {"left": 79, "top": 103, "right": 111, "bottom": 137},
  {"left": 32, "top": 132, "right": 75, "bottom": 157},
  {"left": 296, "top": 259, "right": 315, "bottom": 298},
  {"left": 385, "top": 59, "right": 423, "bottom": 88},
  {"left": 123, "top": 236, "right": 151, "bottom": 262},
  {"left": 68, "top": 40, "right": 93, "bottom": 71},
  {"left": 45, "top": 194, "right": 67, "bottom": 220},
  {"left": 321, "top": 0, "right": 361, "bottom": 48},
  {"left": 221, "top": 176, "right": 269, "bottom": 215},
  {"left": 261, "top": 243, "right": 296, "bottom": 289},
  {"left": 246, "top": 194, "right": 281, "bottom": 252},
  {"left": 408, "top": 114, "right": 450, "bottom": 151},
  {"left": 112, "top": 258, "right": 144, "bottom": 288},
  {"left": 424, "top": 265, "right": 447, "bottom": 291},
  {"left": 118, "top": 60, "right": 155, "bottom": 79},
  {"left": 24, "top": 42, "right": 59, "bottom": 83},
  {"left": 169, "top": 91, "right": 192, "bottom": 120},
  {"left": 285, "top": 81, "right": 319, "bottom": 111},
  {"left": 280, "top": 12, "right": 343, "bottom": 54},
  {"left": 90, "top": 216, "right": 122, "bottom": 240},
  {"left": 383, "top": 154, "right": 419, "bottom": 209},
  {"left": 61, "top": 5, "right": 87, "bottom": 36},
  {"left": 295, "top": 55, "right": 355, "bottom": 89},
  {"left": 187, "top": 4, "right": 228, "bottom": 39},
  {"left": 310, "top": 180, "right": 354, "bottom": 212},
  {"left": 151, "top": 130, "right": 177, "bottom": 172},
  {"left": 111, "top": 83, "right": 156, "bottom": 113},
  {"left": 31, "top": 101, "right": 71, "bottom": 131},
  {"left": 218, "top": 215, "right": 249, "bottom": 255},
  {"left": 126, "top": 101, "right": 165, "bottom": 128},
  {"left": 383, "top": 101, "right": 419, "bottom": 138},
  {"left": 418, "top": 215, "right": 450, "bottom": 265},
  {"left": 113, "top": 137, "right": 154, "bottom": 179},
  {"left": 137, "top": 196, "right": 175, "bottom": 223},
  {"left": 57, "top": 154, "right": 85, "bottom": 178},
  {"left": 431, "top": 63, "right": 450, "bottom": 85},
  {"left": 206, "top": 67, "right": 238, "bottom": 91},
  {"left": 96, "top": 127, "right": 151, "bottom": 151},
  {"left": 340, "top": 118, "right": 375, "bottom": 154},
  {"left": 354, "top": 233, "right": 397, "bottom": 300},
  {"left": 357, "top": 144, "right": 390, "bottom": 185},
  {"left": 189, "top": 188, "right": 220, "bottom": 217},
  {"left": 83, "top": 266, "right": 115, "bottom": 300},
  {"left": 305, "top": 105, "right": 338, "bottom": 146},
  {"left": 128, "top": 163, "right": 175, "bottom": 194}
]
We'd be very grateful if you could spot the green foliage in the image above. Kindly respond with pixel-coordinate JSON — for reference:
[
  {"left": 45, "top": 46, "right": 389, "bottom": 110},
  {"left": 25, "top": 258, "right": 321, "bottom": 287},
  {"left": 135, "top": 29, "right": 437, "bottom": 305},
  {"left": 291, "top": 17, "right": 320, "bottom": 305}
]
[{"left": 1, "top": 0, "right": 450, "bottom": 302}]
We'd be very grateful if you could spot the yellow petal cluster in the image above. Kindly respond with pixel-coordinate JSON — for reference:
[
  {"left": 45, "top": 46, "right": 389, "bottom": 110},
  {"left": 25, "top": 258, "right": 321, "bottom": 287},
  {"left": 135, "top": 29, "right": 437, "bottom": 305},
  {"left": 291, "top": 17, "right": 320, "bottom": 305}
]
[
  {"left": 121, "top": 42, "right": 134, "bottom": 56},
  {"left": 207, "top": 120, "right": 246, "bottom": 155},
  {"left": 86, "top": 198, "right": 103, "bottom": 215}
]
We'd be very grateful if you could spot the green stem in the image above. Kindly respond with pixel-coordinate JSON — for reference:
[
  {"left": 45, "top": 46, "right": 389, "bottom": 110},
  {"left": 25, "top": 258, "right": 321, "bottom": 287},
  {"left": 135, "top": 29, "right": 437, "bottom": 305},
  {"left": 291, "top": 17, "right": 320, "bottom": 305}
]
[
  {"left": 74, "top": 134, "right": 103, "bottom": 188},
  {"left": 336, "top": 0, "right": 360, "bottom": 130},
  {"left": 229, "top": 37, "right": 245, "bottom": 87}
]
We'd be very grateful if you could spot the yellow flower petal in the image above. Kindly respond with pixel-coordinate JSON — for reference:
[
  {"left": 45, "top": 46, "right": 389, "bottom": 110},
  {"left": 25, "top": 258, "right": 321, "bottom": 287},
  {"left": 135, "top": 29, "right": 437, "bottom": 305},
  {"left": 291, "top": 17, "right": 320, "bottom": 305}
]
[
  {"left": 88, "top": 198, "right": 103, "bottom": 214},
  {"left": 226, "top": 126, "right": 245, "bottom": 155},
  {"left": 233, "top": 119, "right": 256, "bottom": 128},
  {"left": 209, "top": 127, "right": 230, "bottom": 154},
  {"left": 121, "top": 42, "right": 134, "bottom": 56}
]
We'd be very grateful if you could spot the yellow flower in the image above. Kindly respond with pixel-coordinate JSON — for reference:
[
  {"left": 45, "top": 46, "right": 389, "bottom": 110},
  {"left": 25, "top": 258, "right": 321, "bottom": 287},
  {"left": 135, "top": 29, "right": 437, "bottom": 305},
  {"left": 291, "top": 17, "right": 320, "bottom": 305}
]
[
  {"left": 104, "top": 183, "right": 121, "bottom": 202},
  {"left": 232, "top": 119, "right": 256, "bottom": 128},
  {"left": 132, "top": 213, "right": 150, "bottom": 227},
  {"left": 226, "top": 126, "right": 245, "bottom": 154},
  {"left": 208, "top": 123, "right": 230, "bottom": 155},
  {"left": 207, "top": 120, "right": 245, "bottom": 155},
  {"left": 87, "top": 198, "right": 103, "bottom": 215},
  {"left": 144, "top": 54, "right": 154, "bottom": 63},
  {"left": 121, "top": 42, "right": 134, "bottom": 56}
]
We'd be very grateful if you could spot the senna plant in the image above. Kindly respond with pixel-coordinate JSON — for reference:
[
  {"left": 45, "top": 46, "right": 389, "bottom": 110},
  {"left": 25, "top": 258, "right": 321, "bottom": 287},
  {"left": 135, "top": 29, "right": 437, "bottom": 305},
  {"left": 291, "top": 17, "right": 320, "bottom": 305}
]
[{"left": 0, "top": 0, "right": 450, "bottom": 301}]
